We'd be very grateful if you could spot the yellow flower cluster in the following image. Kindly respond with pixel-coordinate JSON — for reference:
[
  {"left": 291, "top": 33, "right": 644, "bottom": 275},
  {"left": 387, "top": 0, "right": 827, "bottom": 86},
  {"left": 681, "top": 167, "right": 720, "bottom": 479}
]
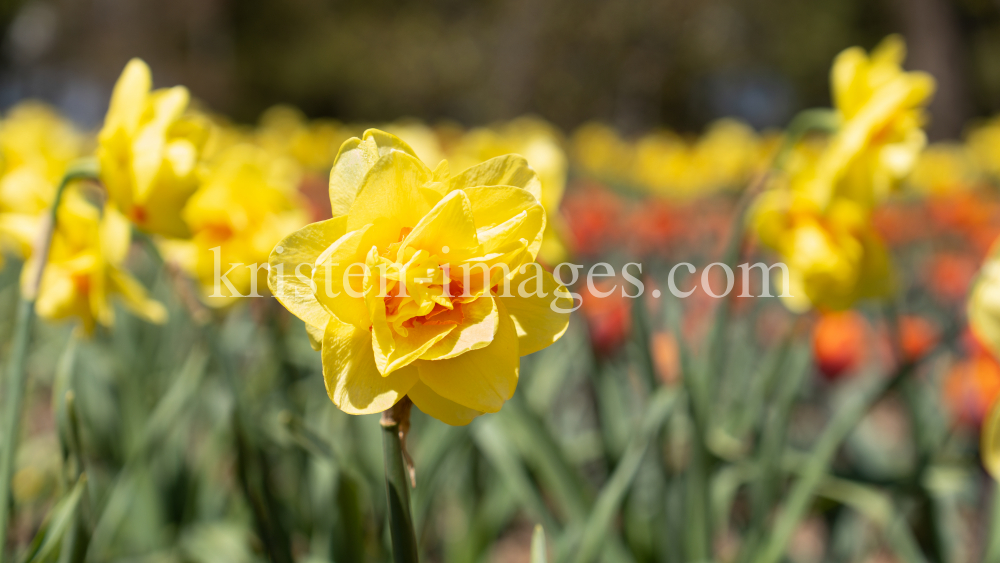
[
  {"left": 571, "top": 118, "right": 775, "bottom": 199},
  {"left": 750, "top": 35, "right": 935, "bottom": 312},
  {"left": 906, "top": 116, "right": 1000, "bottom": 195}
]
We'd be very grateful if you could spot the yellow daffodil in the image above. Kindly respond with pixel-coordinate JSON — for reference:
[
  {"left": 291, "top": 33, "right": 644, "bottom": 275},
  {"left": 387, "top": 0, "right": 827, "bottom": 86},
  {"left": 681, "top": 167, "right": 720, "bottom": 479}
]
[
  {"left": 751, "top": 187, "right": 892, "bottom": 312},
  {"left": 446, "top": 117, "right": 570, "bottom": 263},
  {"left": 163, "top": 144, "right": 307, "bottom": 304},
  {"left": 750, "top": 36, "right": 931, "bottom": 312},
  {"left": 809, "top": 35, "right": 935, "bottom": 209},
  {"left": 0, "top": 102, "right": 87, "bottom": 265},
  {"left": 97, "top": 58, "right": 210, "bottom": 238},
  {"left": 269, "top": 130, "right": 572, "bottom": 425},
  {"left": 28, "top": 187, "right": 167, "bottom": 333}
]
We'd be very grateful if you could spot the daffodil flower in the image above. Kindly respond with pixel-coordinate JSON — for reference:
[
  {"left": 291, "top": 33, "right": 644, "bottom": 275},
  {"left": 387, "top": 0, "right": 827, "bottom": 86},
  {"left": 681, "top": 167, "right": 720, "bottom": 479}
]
[
  {"left": 97, "top": 58, "right": 210, "bottom": 238},
  {"left": 751, "top": 188, "right": 892, "bottom": 312},
  {"left": 27, "top": 187, "right": 167, "bottom": 333},
  {"left": 269, "top": 130, "right": 572, "bottom": 425},
  {"left": 162, "top": 144, "right": 307, "bottom": 304},
  {"left": 809, "top": 35, "right": 935, "bottom": 209},
  {"left": 0, "top": 102, "right": 88, "bottom": 267},
  {"left": 750, "top": 36, "right": 931, "bottom": 312}
]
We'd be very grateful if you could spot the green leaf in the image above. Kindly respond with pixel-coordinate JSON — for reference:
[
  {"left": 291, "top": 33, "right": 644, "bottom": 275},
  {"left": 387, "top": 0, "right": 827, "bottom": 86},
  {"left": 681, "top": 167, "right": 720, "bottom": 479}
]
[
  {"left": 23, "top": 475, "right": 88, "bottom": 563},
  {"left": 572, "top": 388, "right": 679, "bottom": 563}
]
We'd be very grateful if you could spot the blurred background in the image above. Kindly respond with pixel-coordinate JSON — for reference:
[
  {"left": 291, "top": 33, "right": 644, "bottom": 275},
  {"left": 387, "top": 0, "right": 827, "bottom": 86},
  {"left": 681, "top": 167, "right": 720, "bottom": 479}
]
[{"left": 0, "top": 0, "right": 997, "bottom": 138}]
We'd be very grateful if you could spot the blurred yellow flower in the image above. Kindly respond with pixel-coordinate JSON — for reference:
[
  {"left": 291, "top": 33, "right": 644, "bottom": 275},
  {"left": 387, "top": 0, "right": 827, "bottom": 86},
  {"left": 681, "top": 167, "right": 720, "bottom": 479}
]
[
  {"left": 256, "top": 105, "right": 353, "bottom": 172},
  {"left": 572, "top": 119, "right": 770, "bottom": 201},
  {"left": 810, "top": 35, "right": 935, "bottom": 209},
  {"left": 27, "top": 187, "right": 167, "bottom": 333},
  {"left": 0, "top": 102, "right": 87, "bottom": 265},
  {"left": 907, "top": 142, "right": 979, "bottom": 195},
  {"left": 269, "top": 129, "right": 572, "bottom": 425},
  {"left": 97, "top": 58, "right": 210, "bottom": 238},
  {"left": 966, "top": 116, "right": 1000, "bottom": 183},
  {"left": 751, "top": 188, "right": 893, "bottom": 312},
  {"left": 751, "top": 136, "right": 893, "bottom": 312},
  {"left": 163, "top": 144, "right": 308, "bottom": 304},
  {"left": 750, "top": 36, "right": 932, "bottom": 312},
  {"left": 633, "top": 119, "right": 767, "bottom": 198},
  {"left": 571, "top": 122, "right": 634, "bottom": 182}
]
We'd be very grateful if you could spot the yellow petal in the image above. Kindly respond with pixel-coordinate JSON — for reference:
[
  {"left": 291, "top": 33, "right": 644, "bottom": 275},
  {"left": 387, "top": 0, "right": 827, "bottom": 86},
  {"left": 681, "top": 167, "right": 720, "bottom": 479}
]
[
  {"left": 329, "top": 137, "right": 379, "bottom": 217},
  {"left": 415, "top": 300, "right": 519, "bottom": 413},
  {"left": 109, "top": 267, "right": 168, "bottom": 324},
  {"left": 421, "top": 296, "right": 498, "bottom": 360},
  {"left": 451, "top": 241, "right": 531, "bottom": 300},
  {"left": 498, "top": 266, "right": 571, "bottom": 356},
  {"left": 464, "top": 186, "right": 545, "bottom": 261},
  {"left": 831, "top": 47, "right": 865, "bottom": 118},
  {"left": 132, "top": 86, "right": 190, "bottom": 202},
  {"left": 322, "top": 316, "right": 418, "bottom": 414},
  {"left": 400, "top": 189, "right": 479, "bottom": 259},
  {"left": 448, "top": 154, "right": 542, "bottom": 203},
  {"left": 331, "top": 130, "right": 422, "bottom": 217},
  {"left": 408, "top": 380, "right": 484, "bottom": 426},
  {"left": 99, "top": 206, "right": 132, "bottom": 265},
  {"left": 102, "top": 58, "right": 150, "bottom": 136},
  {"left": 346, "top": 151, "right": 434, "bottom": 237},
  {"left": 312, "top": 224, "right": 376, "bottom": 328},
  {"left": 367, "top": 282, "right": 457, "bottom": 374},
  {"left": 305, "top": 321, "right": 324, "bottom": 351},
  {"left": 268, "top": 217, "right": 345, "bottom": 330},
  {"left": 33, "top": 263, "right": 76, "bottom": 320}
]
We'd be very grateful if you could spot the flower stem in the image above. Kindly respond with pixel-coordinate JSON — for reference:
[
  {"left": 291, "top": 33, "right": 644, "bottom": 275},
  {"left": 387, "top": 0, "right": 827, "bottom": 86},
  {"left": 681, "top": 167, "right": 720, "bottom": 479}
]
[
  {"left": 0, "top": 163, "right": 97, "bottom": 562},
  {"left": 381, "top": 397, "right": 419, "bottom": 563}
]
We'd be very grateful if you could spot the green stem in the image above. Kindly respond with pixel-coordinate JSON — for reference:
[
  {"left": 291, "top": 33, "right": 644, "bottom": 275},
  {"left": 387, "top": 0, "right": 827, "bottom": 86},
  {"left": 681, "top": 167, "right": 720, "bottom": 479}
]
[
  {"left": 771, "top": 108, "right": 840, "bottom": 172},
  {"left": 0, "top": 165, "right": 96, "bottom": 562},
  {"left": 381, "top": 397, "right": 419, "bottom": 563}
]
